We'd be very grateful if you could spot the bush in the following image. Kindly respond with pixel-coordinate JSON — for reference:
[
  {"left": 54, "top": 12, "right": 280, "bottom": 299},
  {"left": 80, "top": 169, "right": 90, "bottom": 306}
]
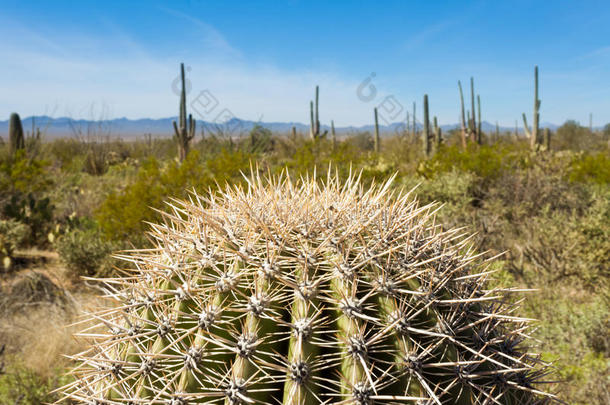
[
  {"left": 55, "top": 224, "right": 117, "bottom": 278},
  {"left": 0, "top": 150, "right": 55, "bottom": 246},
  {"left": 418, "top": 143, "right": 527, "bottom": 181},
  {"left": 0, "top": 364, "right": 71, "bottom": 404},
  {"left": 96, "top": 149, "right": 251, "bottom": 244},
  {"left": 0, "top": 219, "right": 29, "bottom": 270},
  {"left": 569, "top": 151, "right": 610, "bottom": 184}
]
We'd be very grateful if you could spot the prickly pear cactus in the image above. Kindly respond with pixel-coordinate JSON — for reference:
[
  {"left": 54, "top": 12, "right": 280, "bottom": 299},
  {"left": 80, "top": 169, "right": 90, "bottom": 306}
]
[{"left": 61, "top": 172, "right": 558, "bottom": 404}]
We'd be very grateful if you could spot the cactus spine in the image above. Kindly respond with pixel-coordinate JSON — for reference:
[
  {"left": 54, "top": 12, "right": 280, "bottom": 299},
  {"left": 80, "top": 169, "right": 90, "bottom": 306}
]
[
  {"left": 8, "top": 113, "right": 25, "bottom": 156},
  {"left": 423, "top": 94, "right": 431, "bottom": 157},
  {"left": 172, "top": 63, "right": 196, "bottom": 162},
  {"left": 61, "top": 172, "right": 559, "bottom": 405},
  {"left": 374, "top": 108, "right": 380, "bottom": 153},
  {"left": 522, "top": 66, "right": 540, "bottom": 150}
]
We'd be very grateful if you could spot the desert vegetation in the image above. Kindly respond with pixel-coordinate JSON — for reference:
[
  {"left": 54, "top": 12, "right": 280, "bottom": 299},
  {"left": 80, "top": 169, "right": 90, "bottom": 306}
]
[{"left": 0, "top": 65, "right": 608, "bottom": 403}]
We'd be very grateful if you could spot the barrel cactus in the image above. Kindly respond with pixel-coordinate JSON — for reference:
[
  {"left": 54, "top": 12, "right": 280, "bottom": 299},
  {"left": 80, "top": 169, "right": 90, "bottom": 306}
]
[{"left": 61, "top": 172, "right": 558, "bottom": 404}]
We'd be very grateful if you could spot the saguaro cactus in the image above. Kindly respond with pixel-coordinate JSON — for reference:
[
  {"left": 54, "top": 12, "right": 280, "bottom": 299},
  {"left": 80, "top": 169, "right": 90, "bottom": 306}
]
[
  {"left": 374, "top": 108, "right": 380, "bottom": 153},
  {"left": 423, "top": 94, "right": 431, "bottom": 157},
  {"left": 412, "top": 102, "right": 416, "bottom": 138},
  {"left": 172, "top": 63, "right": 196, "bottom": 162},
  {"left": 522, "top": 66, "right": 540, "bottom": 150},
  {"left": 457, "top": 81, "right": 468, "bottom": 150},
  {"left": 8, "top": 113, "right": 25, "bottom": 156},
  {"left": 61, "top": 172, "right": 559, "bottom": 405},
  {"left": 331, "top": 120, "right": 337, "bottom": 151},
  {"left": 433, "top": 116, "right": 442, "bottom": 151},
  {"left": 476, "top": 95, "right": 482, "bottom": 145},
  {"left": 469, "top": 78, "right": 476, "bottom": 142},
  {"left": 309, "top": 86, "right": 327, "bottom": 140}
]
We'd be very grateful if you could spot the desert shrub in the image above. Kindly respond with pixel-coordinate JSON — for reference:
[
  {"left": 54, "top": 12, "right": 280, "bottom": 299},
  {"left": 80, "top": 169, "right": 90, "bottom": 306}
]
[
  {"left": 569, "top": 151, "right": 610, "bottom": 184},
  {"left": 508, "top": 191, "right": 609, "bottom": 289},
  {"left": 55, "top": 223, "right": 118, "bottom": 278},
  {"left": 344, "top": 131, "right": 374, "bottom": 151},
  {"left": 96, "top": 149, "right": 250, "bottom": 244},
  {"left": 45, "top": 138, "right": 84, "bottom": 171},
  {"left": 243, "top": 124, "right": 274, "bottom": 153},
  {"left": 418, "top": 143, "right": 527, "bottom": 181},
  {"left": 0, "top": 219, "right": 29, "bottom": 270},
  {"left": 490, "top": 154, "right": 591, "bottom": 215},
  {"left": 527, "top": 292, "right": 609, "bottom": 405},
  {"left": 0, "top": 150, "right": 55, "bottom": 246},
  {"left": 0, "top": 363, "right": 72, "bottom": 404},
  {"left": 204, "top": 147, "right": 252, "bottom": 184},
  {"left": 554, "top": 120, "right": 603, "bottom": 151}
]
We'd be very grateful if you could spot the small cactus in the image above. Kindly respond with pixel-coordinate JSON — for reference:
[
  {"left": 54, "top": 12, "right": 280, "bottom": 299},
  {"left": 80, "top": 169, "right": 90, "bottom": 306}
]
[{"left": 61, "top": 172, "right": 558, "bottom": 404}]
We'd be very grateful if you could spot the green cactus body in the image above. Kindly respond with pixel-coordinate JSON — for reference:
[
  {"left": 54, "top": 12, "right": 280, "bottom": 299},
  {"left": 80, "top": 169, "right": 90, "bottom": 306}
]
[
  {"left": 423, "top": 95, "right": 430, "bottom": 157},
  {"left": 62, "top": 173, "right": 558, "bottom": 404},
  {"left": 9, "top": 112, "right": 25, "bottom": 155}
]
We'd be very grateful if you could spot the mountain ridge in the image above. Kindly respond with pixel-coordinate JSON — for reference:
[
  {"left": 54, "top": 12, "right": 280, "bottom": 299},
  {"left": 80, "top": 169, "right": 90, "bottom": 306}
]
[{"left": 0, "top": 115, "right": 567, "bottom": 139}]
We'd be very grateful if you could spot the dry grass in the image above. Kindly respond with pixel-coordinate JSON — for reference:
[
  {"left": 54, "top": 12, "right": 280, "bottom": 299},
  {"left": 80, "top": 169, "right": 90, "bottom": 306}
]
[{"left": 0, "top": 252, "right": 102, "bottom": 382}]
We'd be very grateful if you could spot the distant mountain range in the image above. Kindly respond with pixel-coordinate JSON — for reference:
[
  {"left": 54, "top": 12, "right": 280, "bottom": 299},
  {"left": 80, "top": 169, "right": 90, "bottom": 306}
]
[{"left": 0, "top": 115, "right": 566, "bottom": 139}]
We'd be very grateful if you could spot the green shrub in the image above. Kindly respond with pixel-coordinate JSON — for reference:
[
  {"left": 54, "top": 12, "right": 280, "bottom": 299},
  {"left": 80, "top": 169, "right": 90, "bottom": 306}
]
[
  {"left": 569, "top": 151, "right": 610, "bottom": 184},
  {"left": 0, "top": 363, "right": 71, "bottom": 404},
  {"left": 418, "top": 143, "right": 527, "bottom": 181},
  {"left": 55, "top": 223, "right": 117, "bottom": 278},
  {"left": 0, "top": 150, "right": 55, "bottom": 246},
  {"left": 0, "top": 219, "right": 29, "bottom": 270},
  {"left": 96, "top": 149, "right": 251, "bottom": 244}
]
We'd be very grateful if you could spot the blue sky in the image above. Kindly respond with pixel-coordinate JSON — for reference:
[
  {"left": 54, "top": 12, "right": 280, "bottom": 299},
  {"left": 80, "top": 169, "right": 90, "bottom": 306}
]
[{"left": 1, "top": 0, "right": 610, "bottom": 126}]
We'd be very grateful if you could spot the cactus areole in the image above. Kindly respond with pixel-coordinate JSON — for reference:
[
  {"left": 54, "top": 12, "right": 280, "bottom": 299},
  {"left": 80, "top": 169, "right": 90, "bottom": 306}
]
[{"left": 61, "top": 171, "right": 558, "bottom": 404}]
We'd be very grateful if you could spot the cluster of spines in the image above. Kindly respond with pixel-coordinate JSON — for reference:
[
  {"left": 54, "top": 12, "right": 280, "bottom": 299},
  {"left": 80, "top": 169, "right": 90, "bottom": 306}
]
[{"left": 59, "top": 170, "right": 558, "bottom": 404}]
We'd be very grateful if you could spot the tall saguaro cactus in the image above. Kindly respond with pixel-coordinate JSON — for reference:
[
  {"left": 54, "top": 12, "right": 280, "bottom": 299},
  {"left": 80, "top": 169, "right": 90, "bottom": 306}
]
[
  {"left": 172, "top": 63, "right": 196, "bottom": 162},
  {"left": 373, "top": 108, "right": 380, "bottom": 153},
  {"left": 423, "top": 94, "right": 431, "bottom": 157},
  {"left": 457, "top": 81, "right": 468, "bottom": 150},
  {"left": 412, "top": 102, "right": 416, "bottom": 138},
  {"left": 477, "top": 94, "right": 482, "bottom": 144},
  {"left": 522, "top": 66, "right": 540, "bottom": 150},
  {"left": 469, "top": 77, "right": 476, "bottom": 142},
  {"left": 8, "top": 113, "right": 25, "bottom": 156},
  {"left": 331, "top": 120, "right": 336, "bottom": 151},
  {"left": 433, "top": 116, "right": 442, "bottom": 152},
  {"left": 309, "top": 86, "right": 326, "bottom": 140}
]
